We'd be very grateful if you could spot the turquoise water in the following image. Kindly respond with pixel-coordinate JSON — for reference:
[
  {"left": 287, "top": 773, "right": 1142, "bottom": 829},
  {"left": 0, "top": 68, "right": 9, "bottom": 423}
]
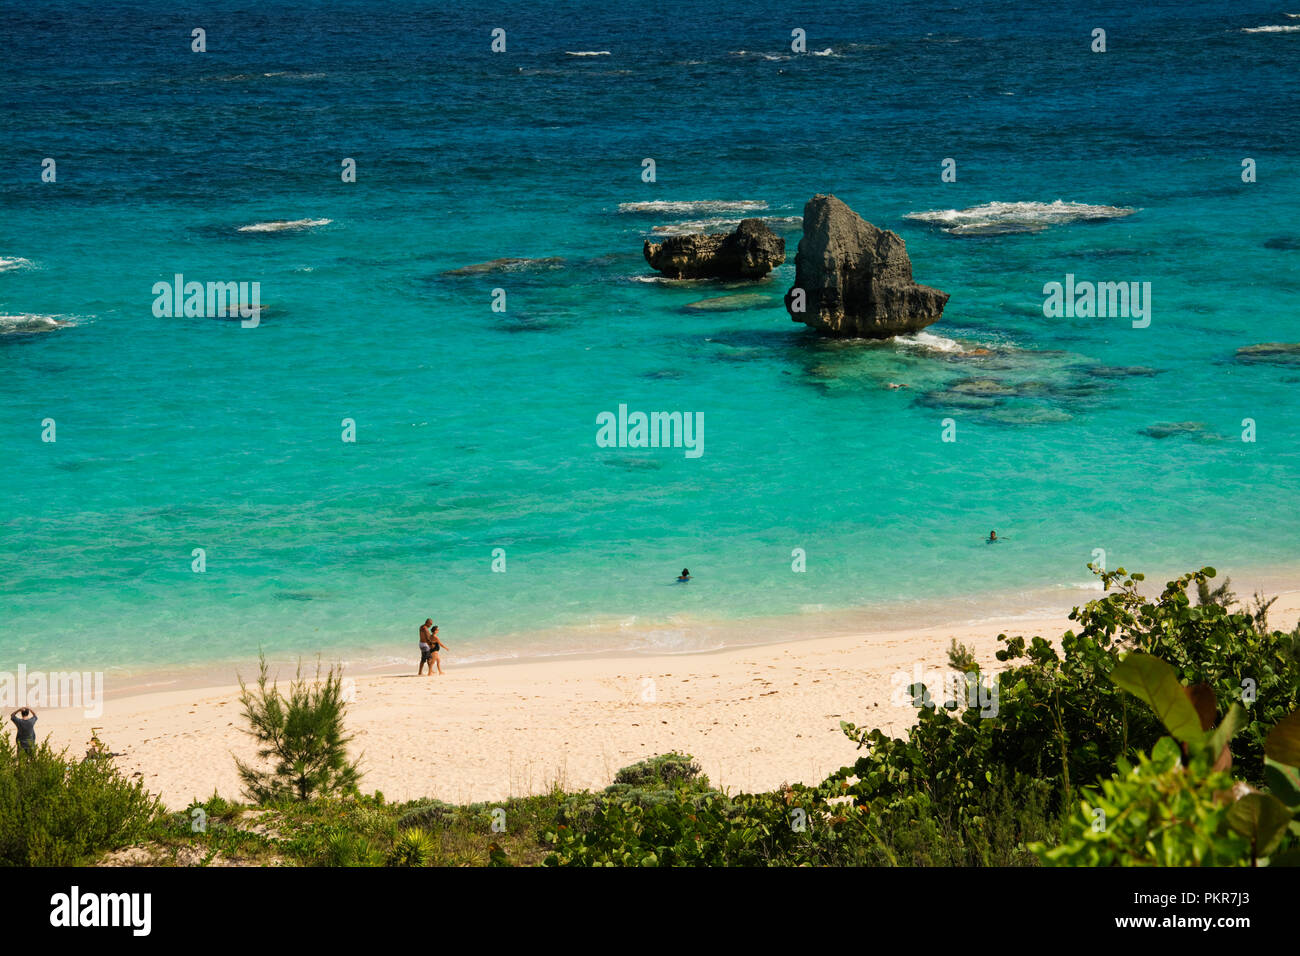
[{"left": 2, "top": 1, "right": 1298, "bottom": 673}]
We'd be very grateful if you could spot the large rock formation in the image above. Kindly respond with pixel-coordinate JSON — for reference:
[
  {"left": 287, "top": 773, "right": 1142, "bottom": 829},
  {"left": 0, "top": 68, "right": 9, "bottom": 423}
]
[
  {"left": 784, "top": 195, "right": 949, "bottom": 337},
  {"left": 643, "top": 218, "right": 785, "bottom": 279}
]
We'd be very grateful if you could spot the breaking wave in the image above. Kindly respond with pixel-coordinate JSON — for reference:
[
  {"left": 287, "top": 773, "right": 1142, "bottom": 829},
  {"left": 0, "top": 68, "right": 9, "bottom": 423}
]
[
  {"left": 894, "top": 331, "right": 965, "bottom": 353},
  {"left": 649, "top": 216, "right": 801, "bottom": 236},
  {"left": 0, "top": 313, "right": 68, "bottom": 334},
  {"left": 0, "top": 256, "right": 35, "bottom": 272},
  {"left": 619, "top": 200, "right": 768, "bottom": 214},
  {"left": 905, "top": 200, "right": 1136, "bottom": 235},
  {"left": 237, "top": 218, "right": 333, "bottom": 233}
]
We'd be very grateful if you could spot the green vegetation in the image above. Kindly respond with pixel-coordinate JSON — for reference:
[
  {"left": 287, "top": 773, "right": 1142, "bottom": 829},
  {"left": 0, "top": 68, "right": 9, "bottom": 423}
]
[
  {"left": 829, "top": 567, "right": 1299, "bottom": 835},
  {"left": 0, "top": 736, "right": 162, "bottom": 865},
  {"left": 1035, "top": 652, "right": 1300, "bottom": 866},
  {"left": 235, "top": 654, "right": 362, "bottom": 803},
  {"left": 10, "top": 565, "right": 1297, "bottom": 867},
  {"left": 124, "top": 756, "right": 1057, "bottom": 866}
]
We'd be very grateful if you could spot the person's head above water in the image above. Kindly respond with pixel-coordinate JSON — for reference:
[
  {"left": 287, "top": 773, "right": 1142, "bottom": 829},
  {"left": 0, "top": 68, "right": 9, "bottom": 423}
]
[
  {"left": 425, "top": 618, "right": 432, "bottom": 626},
  {"left": 988, "top": 530, "right": 997, "bottom": 540},
  {"left": 681, "top": 568, "right": 690, "bottom": 576}
]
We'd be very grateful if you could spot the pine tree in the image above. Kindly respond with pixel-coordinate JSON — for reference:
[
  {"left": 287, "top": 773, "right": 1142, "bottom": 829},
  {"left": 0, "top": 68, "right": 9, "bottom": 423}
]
[{"left": 235, "top": 654, "right": 362, "bottom": 803}]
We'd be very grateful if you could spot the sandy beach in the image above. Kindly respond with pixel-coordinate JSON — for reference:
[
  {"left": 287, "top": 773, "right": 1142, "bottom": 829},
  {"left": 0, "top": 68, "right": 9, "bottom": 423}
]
[{"left": 32, "top": 590, "right": 1300, "bottom": 810}]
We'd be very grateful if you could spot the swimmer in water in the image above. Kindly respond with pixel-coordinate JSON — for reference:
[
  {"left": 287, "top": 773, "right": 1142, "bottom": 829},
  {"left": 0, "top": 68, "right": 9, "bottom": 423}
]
[
  {"left": 677, "top": 568, "right": 691, "bottom": 582},
  {"left": 987, "top": 530, "right": 998, "bottom": 543}
]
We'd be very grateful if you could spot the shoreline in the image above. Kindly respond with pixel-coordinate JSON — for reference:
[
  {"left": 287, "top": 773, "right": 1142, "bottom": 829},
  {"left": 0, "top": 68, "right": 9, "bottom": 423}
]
[
  {"left": 31, "top": 584, "right": 1300, "bottom": 811},
  {"left": 37, "top": 559, "right": 1300, "bottom": 703}
]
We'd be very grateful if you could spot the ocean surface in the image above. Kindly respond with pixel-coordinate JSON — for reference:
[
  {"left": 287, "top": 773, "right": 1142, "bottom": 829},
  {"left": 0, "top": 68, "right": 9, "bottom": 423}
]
[{"left": 2, "top": 1, "right": 1298, "bottom": 677}]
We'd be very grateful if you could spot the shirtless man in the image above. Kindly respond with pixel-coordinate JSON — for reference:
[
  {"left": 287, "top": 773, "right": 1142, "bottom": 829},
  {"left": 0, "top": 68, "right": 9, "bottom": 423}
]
[{"left": 418, "top": 619, "right": 435, "bottom": 675}]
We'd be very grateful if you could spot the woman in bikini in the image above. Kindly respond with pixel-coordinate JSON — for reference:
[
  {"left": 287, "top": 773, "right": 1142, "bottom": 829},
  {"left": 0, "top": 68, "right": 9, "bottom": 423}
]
[{"left": 428, "top": 625, "right": 449, "bottom": 675}]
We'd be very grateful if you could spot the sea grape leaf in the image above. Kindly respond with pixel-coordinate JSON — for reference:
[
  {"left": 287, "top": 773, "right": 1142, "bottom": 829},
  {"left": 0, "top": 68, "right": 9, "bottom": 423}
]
[
  {"left": 1207, "top": 703, "right": 1245, "bottom": 772},
  {"left": 1110, "top": 653, "right": 1204, "bottom": 744},
  {"left": 1152, "top": 735, "right": 1182, "bottom": 771},
  {"left": 1264, "top": 711, "right": 1300, "bottom": 768},
  {"left": 1226, "top": 793, "right": 1293, "bottom": 858},
  {"left": 1263, "top": 758, "right": 1300, "bottom": 809},
  {"left": 1183, "top": 684, "right": 1217, "bottom": 731}
]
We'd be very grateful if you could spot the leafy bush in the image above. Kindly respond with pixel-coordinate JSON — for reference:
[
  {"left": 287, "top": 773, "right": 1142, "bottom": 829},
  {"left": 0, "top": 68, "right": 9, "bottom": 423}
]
[
  {"left": 546, "top": 787, "right": 793, "bottom": 866},
  {"left": 0, "top": 736, "right": 162, "bottom": 865},
  {"left": 235, "top": 653, "right": 362, "bottom": 803},
  {"left": 1036, "top": 652, "right": 1300, "bottom": 866},
  {"left": 397, "top": 799, "right": 495, "bottom": 830},
  {"left": 542, "top": 750, "right": 1056, "bottom": 866},
  {"left": 828, "top": 567, "right": 1300, "bottom": 830},
  {"left": 1038, "top": 737, "right": 1248, "bottom": 866},
  {"left": 555, "top": 752, "right": 723, "bottom": 831},
  {"left": 610, "top": 753, "right": 704, "bottom": 789}
]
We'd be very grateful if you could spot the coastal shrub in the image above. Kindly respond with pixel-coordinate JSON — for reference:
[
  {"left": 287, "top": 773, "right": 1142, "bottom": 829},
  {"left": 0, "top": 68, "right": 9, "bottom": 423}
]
[
  {"left": 388, "top": 827, "right": 437, "bottom": 867},
  {"left": 610, "top": 753, "right": 704, "bottom": 789},
  {"left": 545, "top": 788, "right": 793, "bottom": 867},
  {"left": 235, "top": 653, "right": 362, "bottom": 803},
  {"left": 543, "top": 780, "right": 1053, "bottom": 867},
  {"left": 947, "top": 638, "right": 978, "bottom": 673},
  {"left": 556, "top": 752, "right": 722, "bottom": 830},
  {"left": 828, "top": 567, "right": 1300, "bottom": 827},
  {"left": 864, "top": 774, "right": 1063, "bottom": 866},
  {"left": 397, "top": 799, "right": 495, "bottom": 831},
  {"left": 0, "top": 736, "right": 163, "bottom": 866},
  {"left": 1036, "top": 653, "right": 1300, "bottom": 866}
]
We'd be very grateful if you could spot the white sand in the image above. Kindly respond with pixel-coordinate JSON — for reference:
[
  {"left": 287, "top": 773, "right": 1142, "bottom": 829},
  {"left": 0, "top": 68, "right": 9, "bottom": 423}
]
[{"left": 31, "top": 593, "right": 1300, "bottom": 810}]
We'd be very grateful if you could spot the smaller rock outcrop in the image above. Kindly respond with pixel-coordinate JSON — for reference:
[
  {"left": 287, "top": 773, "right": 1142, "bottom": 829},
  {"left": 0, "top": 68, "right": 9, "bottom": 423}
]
[
  {"left": 643, "top": 219, "right": 785, "bottom": 279},
  {"left": 1236, "top": 343, "right": 1300, "bottom": 365},
  {"left": 443, "top": 257, "right": 565, "bottom": 276}
]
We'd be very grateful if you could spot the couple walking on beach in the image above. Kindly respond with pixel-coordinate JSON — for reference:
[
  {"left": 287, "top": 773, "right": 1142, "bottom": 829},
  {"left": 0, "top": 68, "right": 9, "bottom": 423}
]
[{"left": 418, "top": 619, "right": 448, "bottom": 676}]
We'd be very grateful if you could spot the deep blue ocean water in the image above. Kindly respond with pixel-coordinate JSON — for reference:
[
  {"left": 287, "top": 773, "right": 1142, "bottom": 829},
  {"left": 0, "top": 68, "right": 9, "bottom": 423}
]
[{"left": 2, "top": 1, "right": 1298, "bottom": 675}]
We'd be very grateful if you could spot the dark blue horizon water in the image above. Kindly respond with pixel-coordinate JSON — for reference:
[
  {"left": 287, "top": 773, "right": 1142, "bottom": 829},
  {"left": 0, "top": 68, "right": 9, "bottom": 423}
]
[{"left": 2, "top": 1, "right": 1298, "bottom": 675}]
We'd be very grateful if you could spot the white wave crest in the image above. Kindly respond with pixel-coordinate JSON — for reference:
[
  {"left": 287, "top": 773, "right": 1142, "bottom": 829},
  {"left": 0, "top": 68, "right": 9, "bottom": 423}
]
[
  {"left": 0, "top": 256, "right": 35, "bottom": 272},
  {"left": 651, "top": 217, "right": 743, "bottom": 235},
  {"left": 0, "top": 313, "right": 67, "bottom": 334},
  {"left": 905, "top": 200, "right": 1136, "bottom": 235},
  {"left": 566, "top": 50, "right": 611, "bottom": 56},
  {"left": 237, "top": 218, "right": 332, "bottom": 233},
  {"left": 1242, "top": 24, "right": 1300, "bottom": 32},
  {"left": 625, "top": 274, "right": 707, "bottom": 284},
  {"left": 619, "top": 200, "right": 768, "bottom": 214},
  {"left": 894, "top": 331, "right": 965, "bottom": 353},
  {"left": 649, "top": 215, "right": 800, "bottom": 236}
]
